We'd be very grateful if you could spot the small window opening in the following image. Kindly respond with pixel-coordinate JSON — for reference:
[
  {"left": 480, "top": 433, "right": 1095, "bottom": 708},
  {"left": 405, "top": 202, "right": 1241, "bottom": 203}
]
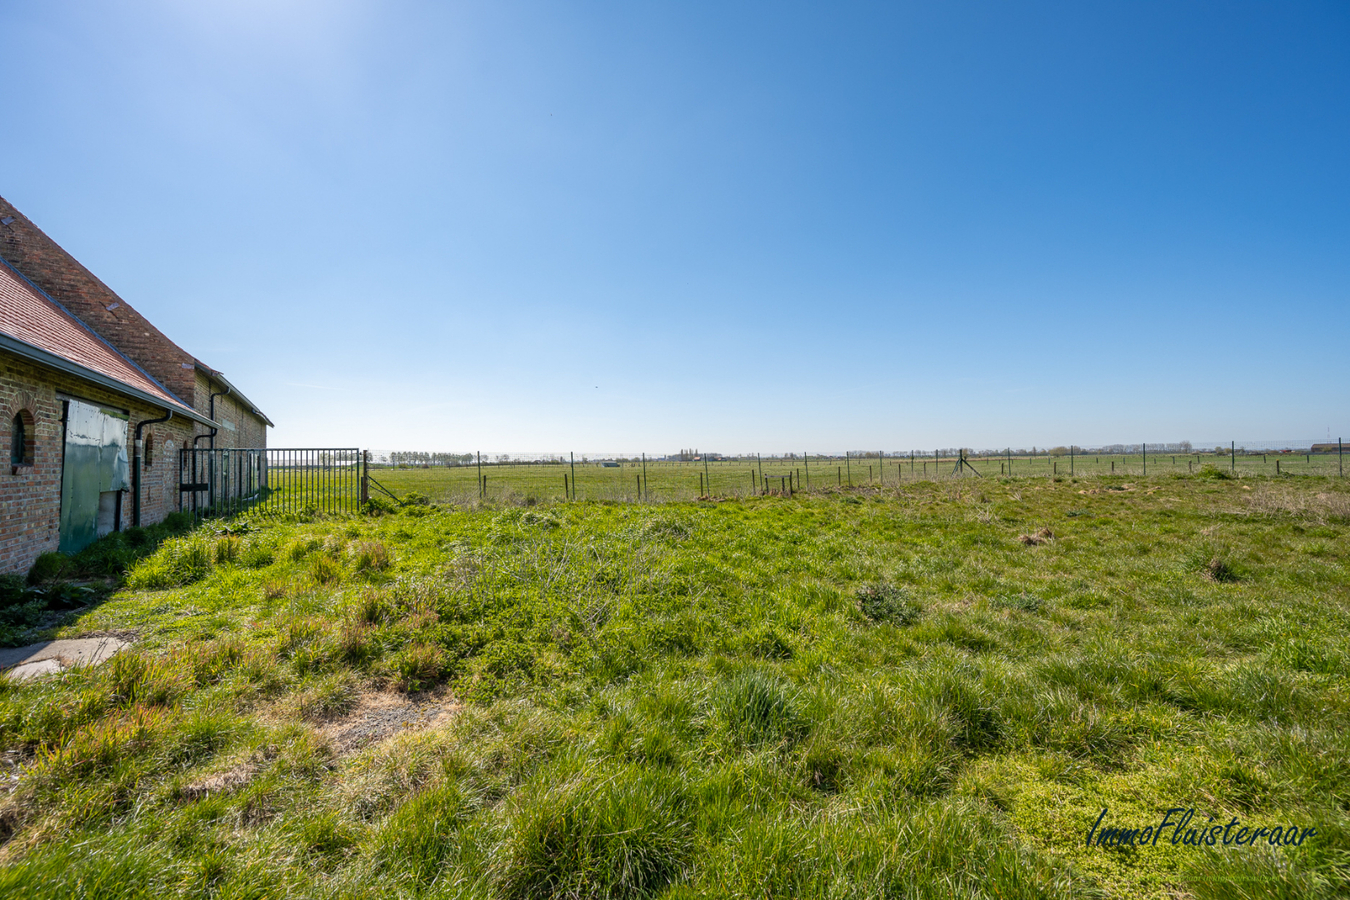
[
  {"left": 10, "top": 412, "right": 33, "bottom": 467},
  {"left": 144, "top": 433, "right": 155, "bottom": 468}
]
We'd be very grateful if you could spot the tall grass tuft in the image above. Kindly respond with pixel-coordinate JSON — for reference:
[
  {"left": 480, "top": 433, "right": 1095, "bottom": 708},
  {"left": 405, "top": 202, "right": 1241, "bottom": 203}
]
[
  {"left": 856, "top": 583, "right": 922, "bottom": 625},
  {"left": 492, "top": 762, "right": 692, "bottom": 900},
  {"left": 714, "top": 669, "right": 808, "bottom": 749},
  {"left": 348, "top": 540, "right": 393, "bottom": 574}
]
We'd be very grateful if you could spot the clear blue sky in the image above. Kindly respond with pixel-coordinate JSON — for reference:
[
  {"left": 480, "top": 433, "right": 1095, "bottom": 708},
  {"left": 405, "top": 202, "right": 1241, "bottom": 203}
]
[{"left": 3, "top": 1, "right": 1347, "bottom": 454}]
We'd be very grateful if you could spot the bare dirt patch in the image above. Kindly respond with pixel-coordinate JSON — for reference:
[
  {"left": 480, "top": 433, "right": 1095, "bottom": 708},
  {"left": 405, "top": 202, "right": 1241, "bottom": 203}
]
[
  {"left": 180, "top": 764, "right": 256, "bottom": 801},
  {"left": 1077, "top": 483, "right": 1135, "bottom": 495},
  {"left": 319, "top": 687, "right": 460, "bottom": 755}
]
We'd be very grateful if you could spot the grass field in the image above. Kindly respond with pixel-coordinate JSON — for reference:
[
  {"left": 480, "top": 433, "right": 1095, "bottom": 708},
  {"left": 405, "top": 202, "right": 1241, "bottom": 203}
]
[
  {"left": 372, "top": 450, "right": 1347, "bottom": 505},
  {"left": 2, "top": 472, "right": 1348, "bottom": 898}
]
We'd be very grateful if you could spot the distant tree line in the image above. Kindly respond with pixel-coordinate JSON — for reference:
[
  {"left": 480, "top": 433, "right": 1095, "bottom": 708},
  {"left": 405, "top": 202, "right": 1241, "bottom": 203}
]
[{"left": 387, "top": 452, "right": 475, "bottom": 467}]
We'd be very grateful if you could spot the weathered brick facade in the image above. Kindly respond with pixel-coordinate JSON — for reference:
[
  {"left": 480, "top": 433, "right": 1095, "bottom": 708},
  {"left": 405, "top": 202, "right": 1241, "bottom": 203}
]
[
  {"left": 192, "top": 369, "right": 270, "bottom": 450},
  {"left": 1, "top": 355, "right": 196, "bottom": 574},
  {"left": 0, "top": 195, "right": 271, "bottom": 575}
]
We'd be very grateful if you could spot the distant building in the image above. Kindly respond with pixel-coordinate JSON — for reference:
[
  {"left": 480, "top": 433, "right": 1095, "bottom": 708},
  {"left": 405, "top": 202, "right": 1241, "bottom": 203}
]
[
  {"left": 1, "top": 196, "right": 272, "bottom": 573},
  {"left": 1311, "top": 443, "right": 1342, "bottom": 453}
]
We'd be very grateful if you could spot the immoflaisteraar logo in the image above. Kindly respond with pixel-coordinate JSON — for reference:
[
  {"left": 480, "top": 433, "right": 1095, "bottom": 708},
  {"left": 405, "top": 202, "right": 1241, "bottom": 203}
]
[{"left": 1086, "top": 808, "right": 1316, "bottom": 849}]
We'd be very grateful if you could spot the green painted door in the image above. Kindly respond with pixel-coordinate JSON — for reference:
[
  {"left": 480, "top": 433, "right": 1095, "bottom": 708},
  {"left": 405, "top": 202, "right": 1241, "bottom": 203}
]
[{"left": 58, "top": 400, "right": 130, "bottom": 554}]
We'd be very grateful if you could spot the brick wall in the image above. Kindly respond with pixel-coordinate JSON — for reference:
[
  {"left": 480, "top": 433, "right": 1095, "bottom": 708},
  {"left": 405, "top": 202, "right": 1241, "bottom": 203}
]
[
  {"left": 1, "top": 354, "right": 196, "bottom": 575},
  {"left": 0, "top": 195, "right": 198, "bottom": 404},
  {"left": 192, "top": 371, "right": 269, "bottom": 450}
]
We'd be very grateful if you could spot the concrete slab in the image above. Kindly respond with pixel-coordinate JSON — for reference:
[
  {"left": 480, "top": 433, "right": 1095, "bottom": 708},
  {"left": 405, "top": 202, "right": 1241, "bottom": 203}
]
[{"left": 0, "top": 636, "right": 130, "bottom": 682}]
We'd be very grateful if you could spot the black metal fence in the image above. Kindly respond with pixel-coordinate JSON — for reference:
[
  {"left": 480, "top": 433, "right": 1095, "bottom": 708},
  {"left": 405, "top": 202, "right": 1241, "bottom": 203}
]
[{"left": 179, "top": 448, "right": 367, "bottom": 519}]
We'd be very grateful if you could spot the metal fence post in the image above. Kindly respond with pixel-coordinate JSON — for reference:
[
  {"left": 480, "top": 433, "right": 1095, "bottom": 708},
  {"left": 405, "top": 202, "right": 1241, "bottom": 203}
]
[
  {"left": 361, "top": 450, "right": 369, "bottom": 506},
  {"left": 1231, "top": 441, "right": 1235, "bottom": 473}
]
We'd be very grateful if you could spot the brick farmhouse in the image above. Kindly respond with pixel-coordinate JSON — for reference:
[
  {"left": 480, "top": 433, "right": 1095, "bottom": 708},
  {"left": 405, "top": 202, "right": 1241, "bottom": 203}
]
[{"left": 1, "top": 195, "right": 271, "bottom": 574}]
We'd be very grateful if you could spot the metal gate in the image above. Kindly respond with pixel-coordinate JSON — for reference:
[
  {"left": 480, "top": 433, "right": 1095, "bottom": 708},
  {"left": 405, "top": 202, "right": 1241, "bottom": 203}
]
[{"left": 179, "top": 448, "right": 366, "bottom": 519}]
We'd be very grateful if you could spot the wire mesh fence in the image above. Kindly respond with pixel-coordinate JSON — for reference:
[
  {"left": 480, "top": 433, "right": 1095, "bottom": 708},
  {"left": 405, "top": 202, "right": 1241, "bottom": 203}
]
[
  {"left": 366, "top": 440, "right": 1345, "bottom": 505},
  {"left": 168, "top": 441, "right": 1344, "bottom": 518}
]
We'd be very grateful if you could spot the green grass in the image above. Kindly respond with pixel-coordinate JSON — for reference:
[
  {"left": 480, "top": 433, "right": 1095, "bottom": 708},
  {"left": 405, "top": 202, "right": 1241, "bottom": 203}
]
[
  {"left": 1, "top": 473, "right": 1348, "bottom": 898},
  {"left": 372, "top": 450, "right": 1349, "bottom": 505}
]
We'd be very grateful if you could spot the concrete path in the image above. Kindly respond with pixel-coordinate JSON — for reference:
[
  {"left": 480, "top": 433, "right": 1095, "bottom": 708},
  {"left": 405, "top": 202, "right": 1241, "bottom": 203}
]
[{"left": 0, "top": 636, "right": 129, "bottom": 682}]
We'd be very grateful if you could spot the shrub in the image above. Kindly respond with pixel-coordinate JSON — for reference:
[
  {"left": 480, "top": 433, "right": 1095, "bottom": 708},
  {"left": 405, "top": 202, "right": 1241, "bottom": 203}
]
[
  {"left": 27, "top": 552, "right": 71, "bottom": 585},
  {"left": 856, "top": 583, "right": 922, "bottom": 625},
  {"left": 362, "top": 496, "right": 398, "bottom": 516},
  {"left": 1197, "top": 464, "right": 1234, "bottom": 480}
]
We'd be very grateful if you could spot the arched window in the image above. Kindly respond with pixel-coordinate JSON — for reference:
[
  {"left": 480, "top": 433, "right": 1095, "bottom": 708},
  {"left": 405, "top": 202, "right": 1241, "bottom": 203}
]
[{"left": 10, "top": 410, "right": 34, "bottom": 467}]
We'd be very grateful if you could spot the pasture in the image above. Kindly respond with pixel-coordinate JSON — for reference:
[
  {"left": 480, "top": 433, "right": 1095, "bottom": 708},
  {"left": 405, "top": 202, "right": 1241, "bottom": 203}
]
[
  {"left": 373, "top": 450, "right": 1346, "bottom": 505},
  {"left": 1, "top": 471, "right": 1347, "bottom": 898}
]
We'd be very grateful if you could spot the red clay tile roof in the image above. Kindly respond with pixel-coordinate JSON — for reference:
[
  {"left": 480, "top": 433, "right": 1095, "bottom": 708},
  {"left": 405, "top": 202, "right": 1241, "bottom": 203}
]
[{"left": 0, "top": 260, "right": 199, "bottom": 417}]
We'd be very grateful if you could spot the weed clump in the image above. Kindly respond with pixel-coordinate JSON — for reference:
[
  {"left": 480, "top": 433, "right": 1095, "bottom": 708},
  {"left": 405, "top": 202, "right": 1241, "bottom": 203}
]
[
  {"left": 126, "top": 534, "right": 215, "bottom": 589},
  {"left": 26, "top": 552, "right": 71, "bottom": 585},
  {"left": 214, "top": 536, "right": 242, "bottom": 566},
  {"left": 309, "top": 554, "right": 343, "bottom": 585},
  {"left": 1017, "top": 527, "right": 1054, "bottom": 546},
  {"left": 1198, "top": 464, "right": 1234, "bottom": 480},
  {"left": 390, "top": 642, "right": 446, "bottom": 692},
  {"left": 856, "top": 583, "right": 922, "bottom": 626},
  {"left": 1204, "top": 556, "right": 1240, "bottom": 583},
  {"left": 348, "top": 540, "right": 392, "bottom": 574},
  {"left": 994, "top": 592, "right": 1043, "bottom": 613}
]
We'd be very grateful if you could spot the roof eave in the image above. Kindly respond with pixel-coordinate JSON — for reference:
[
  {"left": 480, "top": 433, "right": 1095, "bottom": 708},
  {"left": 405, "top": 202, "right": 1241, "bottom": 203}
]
[
  {"left": 0, "top": 333, "right": 219, "bottom": 428},
  {"left": 194, "top": 362, "right": 274, "bottom": 427}
]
